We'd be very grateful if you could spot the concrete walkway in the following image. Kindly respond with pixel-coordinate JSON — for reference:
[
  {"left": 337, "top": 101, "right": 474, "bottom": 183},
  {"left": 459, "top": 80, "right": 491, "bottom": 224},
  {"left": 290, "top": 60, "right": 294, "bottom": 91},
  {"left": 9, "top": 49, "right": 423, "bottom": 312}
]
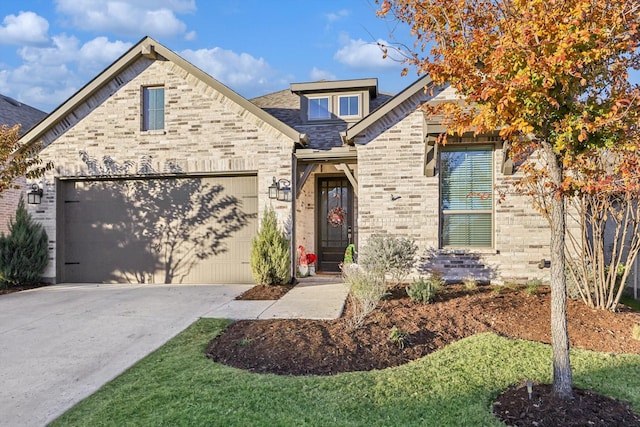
[
  {"left": 206, "top": 275, "right": 348, "bottom": 320},
  {"left": 0, "top": 277, "right": 347, "bottom": 427}
]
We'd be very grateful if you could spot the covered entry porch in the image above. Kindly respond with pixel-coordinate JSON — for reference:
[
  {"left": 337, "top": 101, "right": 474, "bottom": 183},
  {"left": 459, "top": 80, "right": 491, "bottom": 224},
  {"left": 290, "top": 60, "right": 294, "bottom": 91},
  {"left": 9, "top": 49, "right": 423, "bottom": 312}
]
[{"left": 292, "top": 146, "right": 358, "bottom": 274}]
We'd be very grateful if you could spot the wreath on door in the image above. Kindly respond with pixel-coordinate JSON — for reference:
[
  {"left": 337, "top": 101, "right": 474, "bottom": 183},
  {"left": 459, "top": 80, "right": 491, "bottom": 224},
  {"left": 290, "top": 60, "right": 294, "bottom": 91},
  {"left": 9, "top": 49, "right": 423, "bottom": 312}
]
[{"left": 327, "top": 206, "right": 346, "bottom": 227}]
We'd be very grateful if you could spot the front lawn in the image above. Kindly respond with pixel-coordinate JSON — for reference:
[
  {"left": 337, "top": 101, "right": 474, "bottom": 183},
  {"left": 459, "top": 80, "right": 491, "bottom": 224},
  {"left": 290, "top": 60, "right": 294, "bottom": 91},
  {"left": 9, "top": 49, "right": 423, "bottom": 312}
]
[{"left": 51, "top": 319, "right": 640, "bottom": 427}]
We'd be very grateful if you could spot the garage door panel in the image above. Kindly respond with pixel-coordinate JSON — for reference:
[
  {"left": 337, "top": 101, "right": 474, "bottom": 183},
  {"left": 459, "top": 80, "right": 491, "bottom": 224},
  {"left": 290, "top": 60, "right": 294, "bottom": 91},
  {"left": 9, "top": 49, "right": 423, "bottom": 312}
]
[{"left": 61, "top": 175, "right": 258, "bottom": 284}]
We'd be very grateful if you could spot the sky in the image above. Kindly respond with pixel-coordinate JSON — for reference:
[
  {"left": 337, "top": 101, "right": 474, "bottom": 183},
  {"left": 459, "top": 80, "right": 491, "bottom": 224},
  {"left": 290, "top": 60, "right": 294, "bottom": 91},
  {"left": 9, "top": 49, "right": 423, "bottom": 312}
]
[{"left": 0, "top": 0, "right": 417, "bottom": 113}]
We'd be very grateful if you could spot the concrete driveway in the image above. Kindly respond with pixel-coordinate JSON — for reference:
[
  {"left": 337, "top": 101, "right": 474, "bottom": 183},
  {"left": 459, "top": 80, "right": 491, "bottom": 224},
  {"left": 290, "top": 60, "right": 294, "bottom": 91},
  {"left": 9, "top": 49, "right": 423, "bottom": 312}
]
[{"left": 0, "top": 282, "right": 252, "bottom": 427}]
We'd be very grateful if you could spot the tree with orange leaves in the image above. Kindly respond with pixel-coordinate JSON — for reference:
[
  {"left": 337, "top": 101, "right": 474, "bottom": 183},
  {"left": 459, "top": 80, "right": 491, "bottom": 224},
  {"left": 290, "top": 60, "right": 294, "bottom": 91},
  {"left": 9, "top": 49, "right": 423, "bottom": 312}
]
[
  {"left": 0, "top": 124, "right": 52, "bottom": 194},
  {"left": 378, "top": 0, "right": 639, "bottom": 399}
]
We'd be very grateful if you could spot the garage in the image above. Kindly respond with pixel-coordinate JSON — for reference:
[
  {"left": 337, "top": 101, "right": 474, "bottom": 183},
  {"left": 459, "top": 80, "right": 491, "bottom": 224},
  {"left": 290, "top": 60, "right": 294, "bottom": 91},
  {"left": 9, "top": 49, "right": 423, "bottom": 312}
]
[{"left": 58, "top": 175, "right": 258, "bottom": 284}]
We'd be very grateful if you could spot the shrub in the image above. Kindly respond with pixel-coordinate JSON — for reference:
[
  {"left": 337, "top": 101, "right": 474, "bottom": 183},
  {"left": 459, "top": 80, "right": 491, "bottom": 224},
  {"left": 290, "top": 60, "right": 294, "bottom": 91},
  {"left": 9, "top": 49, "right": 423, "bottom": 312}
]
[
  {"left": 0, "top": 196, "right": 48, "bottom": 287},
  {"left": 342, "top": 264, "right": 387, "bottom": 329},
  {"left": 525, "top": 279, "right": 542, "bottom": 295},
  {"left": 632, "top": 324, "right": 640, "bottom": 342},
  {"left": 357, "top": 234, "right": 418, "bottom": 284},
  {"left": 389, "top": 326, "right": 410, "bottom": 349},
  {"left": 463, "top": 276, "right": 478, "bottom": 291},
  {"left": 406, "top": 275, "right": 442, "bottom": 304},
  {"left": 250, "top": 207, "right": 290, "bottom": 286}
]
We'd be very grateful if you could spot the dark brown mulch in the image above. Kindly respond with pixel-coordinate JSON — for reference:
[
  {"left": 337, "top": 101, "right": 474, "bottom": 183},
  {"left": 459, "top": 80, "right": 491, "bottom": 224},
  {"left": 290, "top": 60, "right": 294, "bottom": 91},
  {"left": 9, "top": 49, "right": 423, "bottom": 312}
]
[
  {"left": 0, "top": 283, "right": 50, "bottom": 295},
  {"left": 235, "top": 284, "right": 294, "bottom": 300},
  {"left": 493, "top": 383, "right": 640, "bottom": 426},
  {"left": 207, "top": 284, "right": 640, "bottom": 426}
]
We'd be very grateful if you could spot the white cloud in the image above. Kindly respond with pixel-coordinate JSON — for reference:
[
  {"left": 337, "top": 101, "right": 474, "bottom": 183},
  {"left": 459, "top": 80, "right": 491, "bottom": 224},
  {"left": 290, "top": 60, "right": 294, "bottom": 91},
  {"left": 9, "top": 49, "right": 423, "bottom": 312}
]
[
  {"left": 0, "top": 11, "right": 49, "bottom": 45},
  {"left": 309, "top": 67, "right": 336, "bottom": 81},
  {"left": 78, "top": 37, "right": 133, "bottom": 73},
  {"left": 181, "top": 47, "right": 287, "bottom": 97},
  {"left": 334, "top": 35, "right": 403, "bottom": 70},
  {"left": 54, "top": 0, "right": 194, "bottom": 38},
  {"left": 6, "top": 35, "right": 132, "bottom": 111},
  {"left": 325, "top": 9, "right": 349, "bottom": 23}
]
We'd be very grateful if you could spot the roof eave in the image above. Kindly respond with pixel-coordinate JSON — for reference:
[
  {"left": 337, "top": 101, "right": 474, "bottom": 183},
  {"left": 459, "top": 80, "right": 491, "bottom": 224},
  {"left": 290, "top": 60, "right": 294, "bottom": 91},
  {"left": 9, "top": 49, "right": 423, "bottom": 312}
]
[
  {"left": 20, "top": 36, "right": 305, "bottom": 147},
  {"left": 343, "top": 75, "right": 434, "bottom": 143}
]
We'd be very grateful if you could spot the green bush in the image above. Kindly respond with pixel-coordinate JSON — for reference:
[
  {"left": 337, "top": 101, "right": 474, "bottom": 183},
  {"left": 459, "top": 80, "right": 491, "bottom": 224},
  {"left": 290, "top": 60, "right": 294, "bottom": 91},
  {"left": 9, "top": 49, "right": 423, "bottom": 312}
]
[
  {"left": 406, "top": 275, "right": 443, "bottom": 304},
  {"left": 342, "top": 265, "right": 387, "bottom": 329},
  {"left": 0, "top": 196, "right": 48, "bottom": 288},
  {"left": 389, "top": 326, "right": 410, "bottom": 349},
  {"left": 249, "top": 207, "right": 290, "bottom": 286},
  {"left": 358, "top": 234, "right": 418, "bottom": 284}
]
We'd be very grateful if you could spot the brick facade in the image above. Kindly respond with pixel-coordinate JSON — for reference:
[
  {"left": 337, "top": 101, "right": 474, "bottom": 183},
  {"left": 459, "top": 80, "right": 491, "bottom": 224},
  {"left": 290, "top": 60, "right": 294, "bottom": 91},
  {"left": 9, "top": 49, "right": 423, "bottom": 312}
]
[
  {"left": 0, "top": 177, "right": 26, "bottom": 234},
  {"left": 354, "top": 89, "right": 553, "bottom": 285},
  {"left": 29, "top": 57, "right": 294, "bottom": 282}
]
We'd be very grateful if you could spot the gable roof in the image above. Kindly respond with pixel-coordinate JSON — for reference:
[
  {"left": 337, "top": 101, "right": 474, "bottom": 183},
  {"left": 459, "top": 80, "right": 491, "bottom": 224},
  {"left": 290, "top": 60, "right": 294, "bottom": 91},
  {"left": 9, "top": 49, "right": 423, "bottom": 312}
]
[
  {"left": 0, "top": 94, "right": 46, "bottom": 135},
  {"left": 19, "top": 36, "right": 307, "bottom": 147},
  {"left": 342, "top": 74, "right": 434, "bottom": 143}
]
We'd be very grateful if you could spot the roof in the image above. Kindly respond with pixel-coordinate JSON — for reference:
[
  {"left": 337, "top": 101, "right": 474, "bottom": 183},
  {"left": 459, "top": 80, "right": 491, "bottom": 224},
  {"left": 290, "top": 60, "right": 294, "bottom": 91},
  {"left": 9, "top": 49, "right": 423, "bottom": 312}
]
[
  {"left": 251, "top": 83, "right": 393, "bottom": 150},
  {"left": 290, "top": 78, "right": 378, "bottom": 97},
  {"left": 0, "top": 95, "right": 46, "bottom": 135},
  {"left": 19, "top": 36, "right": 307, "bottom": 147}
]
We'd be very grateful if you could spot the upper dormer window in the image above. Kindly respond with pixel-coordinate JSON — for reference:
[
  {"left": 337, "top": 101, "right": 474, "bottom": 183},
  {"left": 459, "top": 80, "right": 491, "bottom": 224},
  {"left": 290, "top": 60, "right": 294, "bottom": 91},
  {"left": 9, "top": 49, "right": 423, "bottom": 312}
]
[
  {"left": 338, "top": 95, "right": 359, "bottom": 117},
  {"left": 142, "top": 86, "right": 165, "bottom": 131},
  {"left": 308, "top": 96, "right": 331, "bottom": 120}
]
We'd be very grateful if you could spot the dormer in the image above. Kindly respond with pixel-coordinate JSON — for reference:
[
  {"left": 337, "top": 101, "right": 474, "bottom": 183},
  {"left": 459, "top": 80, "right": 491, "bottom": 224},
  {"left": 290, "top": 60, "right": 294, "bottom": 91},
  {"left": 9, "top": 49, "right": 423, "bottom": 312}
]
[{"left": 290, "top": 78, "right": 378, "bottom": 124}]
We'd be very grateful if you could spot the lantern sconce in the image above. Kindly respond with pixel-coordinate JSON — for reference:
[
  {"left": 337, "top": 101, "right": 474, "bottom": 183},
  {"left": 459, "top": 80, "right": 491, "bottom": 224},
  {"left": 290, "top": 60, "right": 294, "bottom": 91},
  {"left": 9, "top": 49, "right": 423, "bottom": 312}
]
[
  {"left": 27, "top": 183, "right": 43, "bottom": 205},
  {"left": 268, "top": 176, "right": 291, "bottom": 202}
]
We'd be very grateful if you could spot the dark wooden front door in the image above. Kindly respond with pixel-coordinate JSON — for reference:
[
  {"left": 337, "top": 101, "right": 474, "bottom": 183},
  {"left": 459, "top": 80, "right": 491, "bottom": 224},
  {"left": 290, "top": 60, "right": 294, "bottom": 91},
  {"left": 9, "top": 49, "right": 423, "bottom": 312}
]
[{"left": 317, "top": 177, "right": 353, "bottom": 272}]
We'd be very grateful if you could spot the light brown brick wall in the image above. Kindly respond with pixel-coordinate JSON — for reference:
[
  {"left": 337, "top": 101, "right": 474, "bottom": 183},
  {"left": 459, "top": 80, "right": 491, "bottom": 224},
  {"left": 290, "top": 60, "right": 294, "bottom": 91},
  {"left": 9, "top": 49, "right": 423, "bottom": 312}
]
[
  {"left": 30, "top": 58, "right": 294, "bottom": 282},
  {"left": 356, "top": 108, "right": 554, "bottom": 284},
  {"left": 0, "top": 176, "right": 26, "bottom": 234}
]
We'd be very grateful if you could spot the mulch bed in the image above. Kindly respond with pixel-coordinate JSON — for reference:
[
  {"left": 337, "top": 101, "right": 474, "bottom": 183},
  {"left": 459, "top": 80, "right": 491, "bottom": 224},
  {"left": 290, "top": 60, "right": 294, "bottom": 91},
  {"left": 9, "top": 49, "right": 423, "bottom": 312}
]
[
  {"left": 235, "top": 283, "right": 294, "bottom": 300},
  {"left": 208, "top": 283, "right": 640, "bottom": 426}
]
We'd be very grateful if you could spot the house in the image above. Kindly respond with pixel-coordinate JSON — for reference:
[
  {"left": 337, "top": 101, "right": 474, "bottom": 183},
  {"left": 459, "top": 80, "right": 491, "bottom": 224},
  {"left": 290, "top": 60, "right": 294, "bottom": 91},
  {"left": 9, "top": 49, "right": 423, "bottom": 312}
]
[
  {"left": 19, "top": 36, "right": 555, "bottom": 285},
  {"left": 0, "top": 95, "right": 47, "bottom": 234}
]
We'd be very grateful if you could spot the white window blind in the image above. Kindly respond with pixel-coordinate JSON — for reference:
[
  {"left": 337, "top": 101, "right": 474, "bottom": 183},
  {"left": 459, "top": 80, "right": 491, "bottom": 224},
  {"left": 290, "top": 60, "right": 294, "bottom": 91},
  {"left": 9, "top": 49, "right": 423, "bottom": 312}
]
[{"left": 440, "top": 146, "right": 493, "bottom": 247}]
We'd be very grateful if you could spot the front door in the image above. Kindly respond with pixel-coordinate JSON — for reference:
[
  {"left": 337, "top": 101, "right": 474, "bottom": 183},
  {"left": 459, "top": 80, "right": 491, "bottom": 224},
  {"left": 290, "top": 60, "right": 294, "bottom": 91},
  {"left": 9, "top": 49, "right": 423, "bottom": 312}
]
[{"left": 317, "top": 177, "right": 353, "bottom": 272}]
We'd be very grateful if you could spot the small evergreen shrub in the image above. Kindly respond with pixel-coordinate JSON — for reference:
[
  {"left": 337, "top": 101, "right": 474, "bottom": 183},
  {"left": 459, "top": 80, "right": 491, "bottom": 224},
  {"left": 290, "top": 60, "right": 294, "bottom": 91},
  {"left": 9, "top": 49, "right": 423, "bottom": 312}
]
[
  {"left": 250, "top": 207, "right": 290, "bottom": 286},
  {"left": 632, "top": 324, "right": 640, "bottom": 342},
  {"left": 358, "top": 234, "right": 418, "bottom": 284},
  {"left": 0, "top": 196, "right": 48, "bottom": 288},
  {"left": 342, "top": 265, "right": 387, "bottom": 329},
  {"left": 406, "top": 275, "right": 442, "bottom": 304}
]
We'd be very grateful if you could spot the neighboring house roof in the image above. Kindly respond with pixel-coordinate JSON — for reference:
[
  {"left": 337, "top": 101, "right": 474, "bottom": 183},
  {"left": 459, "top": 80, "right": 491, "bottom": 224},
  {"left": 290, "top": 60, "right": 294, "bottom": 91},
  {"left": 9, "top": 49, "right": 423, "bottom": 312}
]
[
  {"left": 19, "top": 36, "right": 307, "bottom": 148},
  {"left": 0, "top": 94, "right": 47, "bottom": 135}
]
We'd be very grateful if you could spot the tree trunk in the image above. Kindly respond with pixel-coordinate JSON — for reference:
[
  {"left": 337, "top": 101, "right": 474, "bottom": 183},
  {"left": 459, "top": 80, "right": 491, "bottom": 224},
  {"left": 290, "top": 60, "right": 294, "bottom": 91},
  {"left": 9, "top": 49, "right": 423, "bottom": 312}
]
[{"left": 543, "top": 143, "right": 573, "bottom": 399}]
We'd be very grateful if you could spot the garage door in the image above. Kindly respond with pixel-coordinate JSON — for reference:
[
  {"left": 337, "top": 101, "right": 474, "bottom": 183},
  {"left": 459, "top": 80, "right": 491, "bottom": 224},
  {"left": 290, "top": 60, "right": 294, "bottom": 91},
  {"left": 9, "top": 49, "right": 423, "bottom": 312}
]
[{"left": 59, "top": 175, "right": 257, "bottom": 284}]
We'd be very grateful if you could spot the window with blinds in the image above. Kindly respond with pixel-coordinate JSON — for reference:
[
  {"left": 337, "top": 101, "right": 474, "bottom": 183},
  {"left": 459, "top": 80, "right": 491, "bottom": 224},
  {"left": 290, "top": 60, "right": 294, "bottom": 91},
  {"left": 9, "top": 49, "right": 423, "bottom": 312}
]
[
  {"left": 440, "top": 146, "right": 493, "bottom": 247},
  {"left": 142, "top": 86, "right": 165, "bottom": 131}
]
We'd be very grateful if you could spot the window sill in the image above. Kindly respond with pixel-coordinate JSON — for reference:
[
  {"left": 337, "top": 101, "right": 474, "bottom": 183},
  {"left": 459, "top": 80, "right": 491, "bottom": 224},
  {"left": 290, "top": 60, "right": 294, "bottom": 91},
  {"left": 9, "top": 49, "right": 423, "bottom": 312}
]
[
  {"left": 141, "top": 129, "right": 166, "bottom": 135},
  {"left": 438, "top": 248, "right": 499, "bottom": 256}
]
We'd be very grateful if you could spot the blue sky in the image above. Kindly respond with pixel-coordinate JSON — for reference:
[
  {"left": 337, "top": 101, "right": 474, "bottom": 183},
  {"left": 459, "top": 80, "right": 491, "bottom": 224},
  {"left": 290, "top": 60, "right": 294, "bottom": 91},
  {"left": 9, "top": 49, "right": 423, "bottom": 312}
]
[{"left": 0, "top": 0, "right": 416, "bottom": 113}]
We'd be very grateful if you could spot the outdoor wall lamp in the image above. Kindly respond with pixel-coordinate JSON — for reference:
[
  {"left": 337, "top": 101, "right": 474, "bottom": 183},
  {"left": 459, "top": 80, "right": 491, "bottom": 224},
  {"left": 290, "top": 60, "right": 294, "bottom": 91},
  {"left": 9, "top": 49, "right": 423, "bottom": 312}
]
[
  {"left": 268, "top": 176, "right": 291, "bottom": 202},
  {"left": 27, "top": 183, "right": 43, "bottom": 205}
]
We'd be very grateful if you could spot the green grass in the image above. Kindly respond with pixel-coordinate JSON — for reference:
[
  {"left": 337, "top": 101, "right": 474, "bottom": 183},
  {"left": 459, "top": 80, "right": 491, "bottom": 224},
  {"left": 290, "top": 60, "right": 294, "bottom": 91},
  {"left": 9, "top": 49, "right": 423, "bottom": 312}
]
[
  {"left": 621, "top": 295, "right": 640, "bottom": 311},
  {"left": 51, "top": 319, "right": 640, "bottom": 427}
]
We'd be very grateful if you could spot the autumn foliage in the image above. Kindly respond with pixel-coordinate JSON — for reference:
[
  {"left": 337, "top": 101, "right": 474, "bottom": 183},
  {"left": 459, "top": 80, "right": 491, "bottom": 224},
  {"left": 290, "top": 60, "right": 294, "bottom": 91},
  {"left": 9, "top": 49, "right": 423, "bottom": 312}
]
[
  {"left": 0, "top": 124, "right": 52, "bottom": 194},
  {"left": 378, "top": 0, "right": 639, "bottom": 399}
]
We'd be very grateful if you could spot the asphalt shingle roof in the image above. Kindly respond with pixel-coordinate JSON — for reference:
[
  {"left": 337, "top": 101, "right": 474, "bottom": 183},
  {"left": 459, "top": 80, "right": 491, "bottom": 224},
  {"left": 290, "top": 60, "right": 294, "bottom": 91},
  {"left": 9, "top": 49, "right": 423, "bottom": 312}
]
[
  {"left": 251, "top": 87, "right": 394, "bottom": 150},
  {"left": 0, "top": 95, "right": 47, "bottom": 135}
]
